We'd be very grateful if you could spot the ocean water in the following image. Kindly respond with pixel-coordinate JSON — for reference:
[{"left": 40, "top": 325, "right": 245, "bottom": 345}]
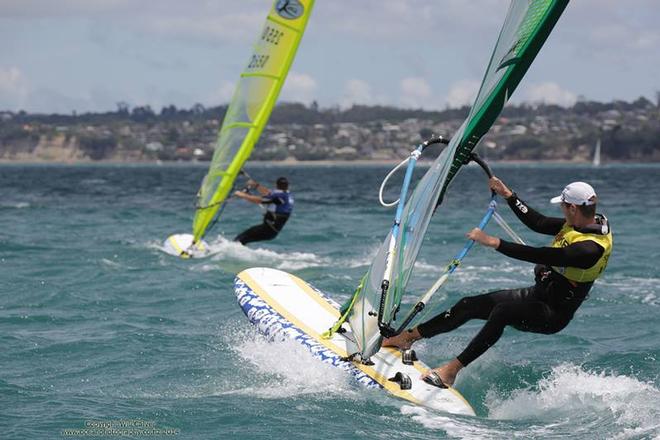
[{"left": 1, "top": 162, "right": 658, "bottom": 439}]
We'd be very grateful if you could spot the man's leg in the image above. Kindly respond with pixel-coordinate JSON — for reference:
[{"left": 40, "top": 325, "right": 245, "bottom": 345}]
[
  {"left": 455, "top": 297, "right": 555, "bottom": 367},
  {"left": 432, "top": 291, "right": 563, "bottom": 386},
  {"left": 384, "top": 287, "right": 531, "bottom": 349},
  {"left": 234, "top": 223, "right": 278, "bottom": 245}
]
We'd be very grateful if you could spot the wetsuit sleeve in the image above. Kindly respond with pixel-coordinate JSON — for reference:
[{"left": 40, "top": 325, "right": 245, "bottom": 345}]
[
  {"left": 506, "top": 193, "right": 565, "bottom": 235},
  {"left": 260, "top": 193, "right": 282, "bottom": 205},
  {"left": 496, "top": 239, "right": 603, "bottom": 269}
]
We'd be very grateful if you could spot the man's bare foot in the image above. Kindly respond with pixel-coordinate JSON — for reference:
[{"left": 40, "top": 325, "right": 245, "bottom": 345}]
[
  {"left": 421, "top": 358, "right": 464, "bottom": 387},
  {"left": 382, "top": 328, "right": 422, "bottom": 350}
]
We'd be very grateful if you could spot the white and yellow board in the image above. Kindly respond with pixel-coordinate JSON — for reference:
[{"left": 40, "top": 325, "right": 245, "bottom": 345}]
[
  {"left": 234, "top": 267, "right": 475, "bottom": 415},
  {"left": 162, "top": 233, "right": 209, "bottom": 259}
]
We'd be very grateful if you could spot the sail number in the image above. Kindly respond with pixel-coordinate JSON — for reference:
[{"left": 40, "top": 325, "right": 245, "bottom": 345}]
[
  {"left": 247, "top": 54, "right": 270, "bottom": 69},
  {"left": 261, "top": 26, "right": 284, "bottom": 45}
]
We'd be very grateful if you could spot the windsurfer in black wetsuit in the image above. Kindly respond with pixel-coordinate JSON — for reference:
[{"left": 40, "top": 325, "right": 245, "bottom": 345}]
[
  {"left": 383, "top": 178, "right": 612, "bottom": 388},
  {"left": 233, "top": 177, "right": 294, "bottom": 245}
]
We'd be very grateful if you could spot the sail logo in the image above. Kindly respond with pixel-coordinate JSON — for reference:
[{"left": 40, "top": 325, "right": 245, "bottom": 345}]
[{"left": 276, "top": 0, "right": 304, "bottom": 20}]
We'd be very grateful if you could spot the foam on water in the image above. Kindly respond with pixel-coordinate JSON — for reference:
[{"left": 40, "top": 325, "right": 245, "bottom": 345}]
[
  {"left": 225, "top": 326, "right": 359, "bottom": 401},
  {"left": 205, "top": 236, "right": 329, "bottom": 271},
  {"left": 600, "top": 275, "right": 660, "bottom": 307},
  {"left": 150, "top": 235, "right": 330, "bottom": 271},
  {"left": 1, "top": 201, "right": 30, "bottom": 209},
  {"left": 401, "top": 405, "right": 511, "bottom": 440},
  {"left": 342, "top": 245, "right": 379, "bottom": 269},
  {"left": 399, "top": 363, "right": 660, "bottom": 439},
  {"left": 486, "top": 363, "right": 660, "bottom": 438}
]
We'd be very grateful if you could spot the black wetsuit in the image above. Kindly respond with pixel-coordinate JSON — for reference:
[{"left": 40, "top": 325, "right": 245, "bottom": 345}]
[
  {"left": 235, "top": 190, "right": 292, "bottom": 245},
  {"left": 417, "top": 193, "right": 605, "bottom": 366}
]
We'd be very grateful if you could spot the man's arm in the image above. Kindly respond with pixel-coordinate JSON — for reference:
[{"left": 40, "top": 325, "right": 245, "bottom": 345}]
[
  {"left": 506, "top": 193, "right": 565, "bottom": 235},
  {"left": 233, "top": 191, "right": 263, "bottom": 205},
  {"left": 467, "top": 228, "right": 603, "bottom": 269},
  {"left": 497, "top": 239, "right": 603, "bottom": 269},
  {"left": 247, "top": 179, "right": 271, "bottom": 196},
  {"left": 489, "top": 177, "right": 563, "bottom": 235}
]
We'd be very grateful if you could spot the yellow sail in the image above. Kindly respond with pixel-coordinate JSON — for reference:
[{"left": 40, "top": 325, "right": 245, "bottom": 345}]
[{"left": 192, "top": 0, "right": 314, "bottom": 242}]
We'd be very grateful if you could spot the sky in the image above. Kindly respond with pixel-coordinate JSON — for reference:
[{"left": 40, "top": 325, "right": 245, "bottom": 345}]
[{"left": 1, "top": 0, "right": 659, "bottom": 114}]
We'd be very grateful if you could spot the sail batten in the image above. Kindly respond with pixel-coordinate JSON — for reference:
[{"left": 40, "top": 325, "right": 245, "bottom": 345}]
[{"left": 241, "top": 73, "right": 281, "bottom": 80}]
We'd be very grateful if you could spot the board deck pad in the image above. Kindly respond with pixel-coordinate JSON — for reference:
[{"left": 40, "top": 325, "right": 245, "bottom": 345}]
[{"left": 234, "top": 267, "right": 475, "bottom": 415}]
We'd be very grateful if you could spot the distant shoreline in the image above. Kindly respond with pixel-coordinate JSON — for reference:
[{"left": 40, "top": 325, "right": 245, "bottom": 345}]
[{"left": 0, "top": 158, "right": 657, "bottom": 167}]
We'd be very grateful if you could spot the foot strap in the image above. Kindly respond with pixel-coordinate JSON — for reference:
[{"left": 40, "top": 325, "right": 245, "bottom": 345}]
[
  {"left": 422, "top": 371, "right": 448, "bottom": 389},
  {"left": 388, "top": 372, "right": 412, "bottom": 390},
  {"left": 401, "top": 349, "right": 418, "bottom": 365}
]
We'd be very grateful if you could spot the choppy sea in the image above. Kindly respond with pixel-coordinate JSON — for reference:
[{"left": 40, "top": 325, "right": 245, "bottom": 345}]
[{"left": 1, "top": 162, "right": 658, "bottom": 439}]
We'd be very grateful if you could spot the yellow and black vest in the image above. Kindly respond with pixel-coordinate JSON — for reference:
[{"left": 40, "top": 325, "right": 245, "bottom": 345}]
[{"left": 550, "top": 222, "right": 613, "bottom": 283}]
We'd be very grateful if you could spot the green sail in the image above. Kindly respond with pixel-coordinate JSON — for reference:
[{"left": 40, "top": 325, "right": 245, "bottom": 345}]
[
  {"left": 192, "top": 0, "right": 314, "bottom": 243},
  {"left": 347, "top": 0, "right": 570, "bottom": 360}
]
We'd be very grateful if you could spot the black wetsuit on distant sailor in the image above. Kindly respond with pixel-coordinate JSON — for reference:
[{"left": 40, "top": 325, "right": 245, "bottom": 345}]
[
  {"left": 416, "top": 193, "right": 611, "bottom": 367},
  {"left": 234, "top": 189, "right": 293, "bottom": 245}
]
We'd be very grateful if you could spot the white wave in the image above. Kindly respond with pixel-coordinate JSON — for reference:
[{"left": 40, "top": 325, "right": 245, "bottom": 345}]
[
  {"left": 100, "top": 258, "right": 124, "bottom": 269},
  {"left": 150, "top": 235, "right": 330, "bottom": 271},
  {"left": 224, "top": 327, "right": 360, "bottom": 400},
  {"left": 206, "top": 236, "right": 330, "bottom": 271},
  {"left": 402, "top": 364, "right": 660, "bottom": 439},
  {"left": 486, "top": 363, "right": 660, "bottom": 438},
  {"left": 641, "top": 293, "right": 658, "bottom": 306},
  {"left": 413, "top": 260, "right": 441, "bottom": 273},
  {"left": 1, "top": 201, "right": 30, "bottom": 209},
  {"left": 342, "top": 244, "right": 380, "bottom": 269},
  {"left": 401, "top": 405, "right": 508, "bottom": 440},
  {"left": 599, "top": 275, "right": 660, "bottom": 307},
  {"left": 81, "top": 178, "right": 107, "bottom": 185}
]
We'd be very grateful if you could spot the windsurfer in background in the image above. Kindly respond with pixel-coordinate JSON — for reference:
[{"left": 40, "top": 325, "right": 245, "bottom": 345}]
[
  {"left": 384, "top": 178, "right": 612, "bottom": 388},
  {"left": 233, "top": 176, "right": 293, "bottom": 245}
]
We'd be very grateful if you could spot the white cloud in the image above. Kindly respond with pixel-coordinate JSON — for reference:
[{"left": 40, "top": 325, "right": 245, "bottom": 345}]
[
  {"left": 0, "top": 66, "right": 29, "bottom": 110},
  {"left": 523, "top": 82, "right": 577, "bottom": 107},
  {"left": 2, "top": 1, "right": 658, "bottom": 113},
  {"left": 208, "top": 80, "right": 236, "bottom": 106},
  {"left": 339, "top": 79, "right": 393, "bottom": 108},
  {"left": 445, "top": 80, "right": 480, "bottom": 108},
  {"left": 280, "top": 72, "right": 317, "bottom": 105},
  {"left": 399, "top": 77, "right": 432, "bottom": 109},
  {"left": 341, "top": 79, "right": 375, "bottom": 108}
]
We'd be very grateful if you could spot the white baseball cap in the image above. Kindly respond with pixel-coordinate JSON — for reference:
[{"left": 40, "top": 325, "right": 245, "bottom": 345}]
[{"left": 550, "top": 182, "right": 597, "bottom": 206}]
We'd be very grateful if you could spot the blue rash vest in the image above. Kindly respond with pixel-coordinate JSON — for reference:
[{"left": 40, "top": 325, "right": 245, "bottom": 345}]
[
  {"left": 262, "top": 190, "right": 294, "bottom": 216},
  {"left": 260, "top": 190, "right": 293, "bottom": 232}
]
